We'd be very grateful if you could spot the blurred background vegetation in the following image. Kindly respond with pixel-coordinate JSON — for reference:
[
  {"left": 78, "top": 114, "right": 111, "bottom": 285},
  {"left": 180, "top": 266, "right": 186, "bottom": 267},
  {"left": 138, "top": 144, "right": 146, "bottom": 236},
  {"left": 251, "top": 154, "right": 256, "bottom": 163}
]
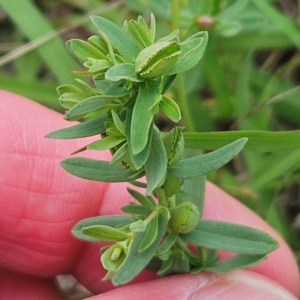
[{"left": 1, "top": 0, "right": 300, "bottom": 296}]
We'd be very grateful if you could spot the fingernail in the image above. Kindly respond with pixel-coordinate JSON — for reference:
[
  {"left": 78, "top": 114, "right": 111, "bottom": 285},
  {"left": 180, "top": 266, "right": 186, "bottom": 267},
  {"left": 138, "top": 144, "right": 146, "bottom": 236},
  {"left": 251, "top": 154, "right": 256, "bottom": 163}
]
[{"left": 188, "top": 270, "right": 297, "bottom": 300}]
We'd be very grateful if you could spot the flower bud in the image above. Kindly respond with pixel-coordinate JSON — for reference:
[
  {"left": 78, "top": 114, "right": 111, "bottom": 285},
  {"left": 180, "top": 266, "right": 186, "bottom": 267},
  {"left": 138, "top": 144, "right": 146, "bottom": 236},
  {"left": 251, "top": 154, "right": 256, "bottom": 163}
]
[
  {"left": 135, "top": 41, "right": 181, "bottom": 78},
  {"left": 168, "top": 201, "right": 199, "bottom": 233}
]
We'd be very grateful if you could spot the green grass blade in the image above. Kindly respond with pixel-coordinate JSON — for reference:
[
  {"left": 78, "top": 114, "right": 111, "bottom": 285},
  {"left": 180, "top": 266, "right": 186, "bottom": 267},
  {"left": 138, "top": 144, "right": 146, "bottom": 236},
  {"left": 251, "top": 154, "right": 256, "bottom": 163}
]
[
  {"left": 0, "top": 0, "right": 78, "bottom": 84},
  {"left": 184, "top": 130, "right": 300, "bottom": 152}
]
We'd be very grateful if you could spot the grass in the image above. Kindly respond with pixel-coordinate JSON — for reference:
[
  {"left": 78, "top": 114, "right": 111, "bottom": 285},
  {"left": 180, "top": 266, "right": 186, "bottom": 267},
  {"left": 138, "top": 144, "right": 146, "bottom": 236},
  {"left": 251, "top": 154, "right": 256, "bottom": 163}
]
[{"left": 1, "top": 0, "right": 300, "bottom": 295}]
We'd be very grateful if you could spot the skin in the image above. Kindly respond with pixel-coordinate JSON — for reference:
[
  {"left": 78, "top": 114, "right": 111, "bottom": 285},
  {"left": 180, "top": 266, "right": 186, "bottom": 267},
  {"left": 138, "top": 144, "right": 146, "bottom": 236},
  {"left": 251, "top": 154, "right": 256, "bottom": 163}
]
[{"left": 0, "top": 90, "right": 299, "bottom": 299}]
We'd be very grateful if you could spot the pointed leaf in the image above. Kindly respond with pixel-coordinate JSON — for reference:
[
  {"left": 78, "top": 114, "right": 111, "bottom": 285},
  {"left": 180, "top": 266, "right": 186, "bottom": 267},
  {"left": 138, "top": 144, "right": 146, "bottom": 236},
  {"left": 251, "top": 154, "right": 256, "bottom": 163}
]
[
  {"left": 46, "top": 115, "right": 106, "bottom": 139},
  {"left": 169, "top": 32, "right": 208, "bottom": 75},
  {"left": 181, "top": 220, "right": 279, "bottom": 254},
  {"left": 91, "top": 16, "right": 140, "bottom": 62},
  {"left": 72, "top": 215, "right": 133, "bottom": 242},
  {"left": 168, "top": 138, "right": 248, "bottom": 179},
  {"left": 160, "top": 96, "right": 181, "bottom": 123},
  {"left": 81, "top": 225, "right": 128, "bottom": 242},
  {"left": 61, "top": 157, "right": 144, "bottom": 182},
  {"left": 130, "top": 81, "right": 158, "bottom": 154},
  {"left": 145, "top": 128, "right": 168, "bottom": 195},
  {"left": 205, "top": 254, "right": 267, "bottom": 273},
  {"left": 87, "top": 136, "right": 125, "bottom": 151},
  {"left": 65, "top": 95, "right": 113, "bottom": 120},
  {"left": 139, "top": 214, "right": 159, "bottom": 252},
  {"left": 127, "top": 188, "right": 156, "bottom": 210}
]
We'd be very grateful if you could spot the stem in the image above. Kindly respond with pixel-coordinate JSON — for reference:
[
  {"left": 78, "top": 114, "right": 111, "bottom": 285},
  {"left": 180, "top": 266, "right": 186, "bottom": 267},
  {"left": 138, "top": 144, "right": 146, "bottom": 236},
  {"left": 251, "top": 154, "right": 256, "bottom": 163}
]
[
  {"left": 170, "top": 0, "right": 195, "bottom": 132},
  {"left": 155, "top": 187, "right": 168, "bottom": 207}
]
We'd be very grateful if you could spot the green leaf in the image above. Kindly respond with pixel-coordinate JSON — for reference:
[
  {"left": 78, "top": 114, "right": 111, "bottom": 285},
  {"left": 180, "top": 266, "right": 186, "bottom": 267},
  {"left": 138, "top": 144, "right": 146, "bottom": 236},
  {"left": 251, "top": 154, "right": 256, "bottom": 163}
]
[
  {"left": 181, "top": 220, "right": 279, "bottom": 254},
  {"left": 121, "top": 203, "right": 152, "bottom": 215},
  {"left": 111, "top": 110, "right": 126, "bottom": 136},
  {"left": 127, "top": 188, "right": 156, "bottom": 210},
  {"left": 112, "top": 213, "right": 168, "bottom": 285},
  {"left": 66, "top": 39, "right": 107, "bottom": 62},
  {"left": 60, "top": 157, "right": 144, "bottom": 182},
  {"left": 72, "top": 215, "right": 134, "bottom": 242},
  {"left": 144, "top": 128, "right": 168, "bottom": 195},
  {"left": 204, "top": 254, "right": 267, "bottom": 273},
  {"left": 45, "top": 115, "right": 106, "bottom": 139},
  {"left": 128, "top": 19, "right": 152, "bottom": 47},
  {"left": 90, "top": 16, "right": 140, "bottom": 62},
  {"left": 184, "top": 130, "right": 300, "bottom": 152},
  {"left": 139, "top": 214, "right": 159, "bottom": 252},
  {"left": 81, "top": 225, "right": 129, "bottom": 242},
  {"left": 158, "top": 250, "right": 190, "bottom": 276},
  {"left": 130, "top": 81, "right": 158, "bottom": 154},
  {"left": 169, "top": 32, "right": 208, "bottom": 75},
  {"left": 65, "top": 95, "right": 114, "bottom": 120},
  {"left": 126, "top": 106, "right": 153, "bottom": 169},
  {"left": 160, "top": 96, "right": 181, "bottom": 123},
  {"left": 161, "top": 126, "right": 184, "bottom": 167},
  {"left": 58, "top": 92, "right": 85, "bottom": 109},
  {"left": 105, "top": 63, "right": 144, "bottom": 82},
  {"left": 168, "top": 138, "right": 247, "bottom": 179},
  {"left": 57, "top": 84, "right": 86, "bottom": 97},
  {"left": 87, "top": 136, "right": 125, "bottom": 151},
  {"left": 158, "top": 232, "right": 178, "bottom": 254},
  {"left": 94, "top": 79, "right": 130, "bottom": 97}
]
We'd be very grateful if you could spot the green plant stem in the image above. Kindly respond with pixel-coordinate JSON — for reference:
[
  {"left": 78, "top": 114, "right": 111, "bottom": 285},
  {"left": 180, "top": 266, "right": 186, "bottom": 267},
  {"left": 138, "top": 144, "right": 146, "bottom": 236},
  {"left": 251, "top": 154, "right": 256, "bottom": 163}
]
[
  {"left": 170, "top": 0, "right": 195, "bottom": 132},
  {"left": 155, "top": 187, "right": 168, "bottom": 207}
]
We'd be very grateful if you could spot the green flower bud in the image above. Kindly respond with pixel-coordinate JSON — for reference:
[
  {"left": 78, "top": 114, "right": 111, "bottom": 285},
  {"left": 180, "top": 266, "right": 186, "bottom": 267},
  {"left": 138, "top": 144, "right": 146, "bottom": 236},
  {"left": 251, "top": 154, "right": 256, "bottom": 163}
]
[
  {"left": 168, "top": 201, "right": 199, "bottom": 233},
  {"left": 101, "top": 239, "right": 130, "bottom": 279},
  {"left": 135, "top": 41, "right": 181, "bottom": 78}
]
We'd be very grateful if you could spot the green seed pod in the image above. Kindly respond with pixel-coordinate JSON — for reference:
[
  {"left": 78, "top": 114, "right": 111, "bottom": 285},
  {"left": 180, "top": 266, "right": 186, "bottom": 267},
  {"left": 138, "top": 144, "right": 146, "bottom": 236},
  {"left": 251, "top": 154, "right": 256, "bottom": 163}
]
[
  {"left": 135, "top": 41, "right": 181, "bottom": 78},
  {"left": 168, "top": 201, "right": 199, "bottom": 233}
]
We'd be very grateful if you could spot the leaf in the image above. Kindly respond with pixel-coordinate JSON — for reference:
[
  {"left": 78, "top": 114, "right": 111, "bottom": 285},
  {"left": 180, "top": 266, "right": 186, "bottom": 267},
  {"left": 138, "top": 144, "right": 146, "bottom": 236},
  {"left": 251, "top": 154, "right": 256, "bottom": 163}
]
[
  {"left": 126, "top": 106, "right": 153, "bottom": 169},
  {"left": 144, "top": 128, "right": 168, "bottom": 195},
  {"left": 161, "top": 126, "right": 184, "bottom": 167},
  {"left": 111, "top": 110, "right": 126, "bottom": 136},
  {"left": 90, "top": 16, "right": 140, "bottom": 62},
  {"left": 169, "top": 32, "right": 208, "bottom": 75},
  {"left": 65, "top": 95, "right": 114, "bottom": 120},
  {"left": 168, "top": 138, "right": 247, "bottom": 179},
  {"left": 87, "top": 136, "right": 126, "bottom": 151},
  {"left": 139, "top": 214, "right": 159, "bottom": 252},
  {"left": 121, "top": 203, "right": 152, "bottom": 215},
  {"left": 184, "top": 130, "right": 300, "bottom": 152},
  {"left": 130, "top": 81, "right": 158, "bottom": 154},
  {"left": 66, "top": 39, "right": 107, "bottom": 62},
  {"left": 94, "top": 79, "right": 130, "bottom": 97},
  {"left": 81, "top": 225, "right": 128, "bottom": 242},
  {"left": 160, "top": 96, "right": 181, "bottom": 123},
  {"left": 72, "top": 215, "right": 134, "bottom": 242},
  {"left": 45, "top": 115, "right": 106, "bottom": 139},
  {"left": 128, "top": 19, "right": 152, "bottom": 47},
  {"left": 158, "top": 232, "right": 178, "bottom": 254},
  {"left": 112, "top": 213, "right": 168, "bottom": 285},
  {"left": 60, "top": 157, "right": 144, "bottom": 182},
  {"left": 105, "top": 63, "right": 144, "bottom": 82},
  {"left": 181, "top": 220, "right": 279, "bottom": 254},
  {"left": 204, "top": 253, "right": 267, "bottom": 273},
  {"left": 127, "top": 188, "right": 156, "bottom": 210}
]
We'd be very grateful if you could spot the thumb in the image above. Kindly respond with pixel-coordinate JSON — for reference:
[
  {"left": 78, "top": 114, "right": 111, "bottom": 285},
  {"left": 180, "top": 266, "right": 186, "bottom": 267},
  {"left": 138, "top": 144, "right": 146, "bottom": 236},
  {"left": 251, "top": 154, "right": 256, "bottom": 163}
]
[{"left": 85, "top": 270, "right": 297, "bottom": 300}]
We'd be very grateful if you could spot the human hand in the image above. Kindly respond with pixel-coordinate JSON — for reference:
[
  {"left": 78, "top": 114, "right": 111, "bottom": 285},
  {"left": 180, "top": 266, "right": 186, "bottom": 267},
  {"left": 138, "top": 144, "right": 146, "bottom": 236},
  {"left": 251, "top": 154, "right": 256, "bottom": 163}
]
[{"left": 0, "top": 90, "right": 299, "bottom": 299}]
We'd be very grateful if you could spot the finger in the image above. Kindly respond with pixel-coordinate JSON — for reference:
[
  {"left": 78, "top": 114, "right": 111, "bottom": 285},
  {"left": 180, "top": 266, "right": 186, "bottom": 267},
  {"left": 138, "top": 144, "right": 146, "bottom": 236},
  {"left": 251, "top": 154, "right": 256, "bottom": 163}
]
[
  {"left": 0, "top": 269, "right": 63, "bottom": 300},
  {"left": 85, "top": 270, "right": 297, "bottom": 300},
  {"left": 0, "top": 91, "right": 109, "bottom": 276}
]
